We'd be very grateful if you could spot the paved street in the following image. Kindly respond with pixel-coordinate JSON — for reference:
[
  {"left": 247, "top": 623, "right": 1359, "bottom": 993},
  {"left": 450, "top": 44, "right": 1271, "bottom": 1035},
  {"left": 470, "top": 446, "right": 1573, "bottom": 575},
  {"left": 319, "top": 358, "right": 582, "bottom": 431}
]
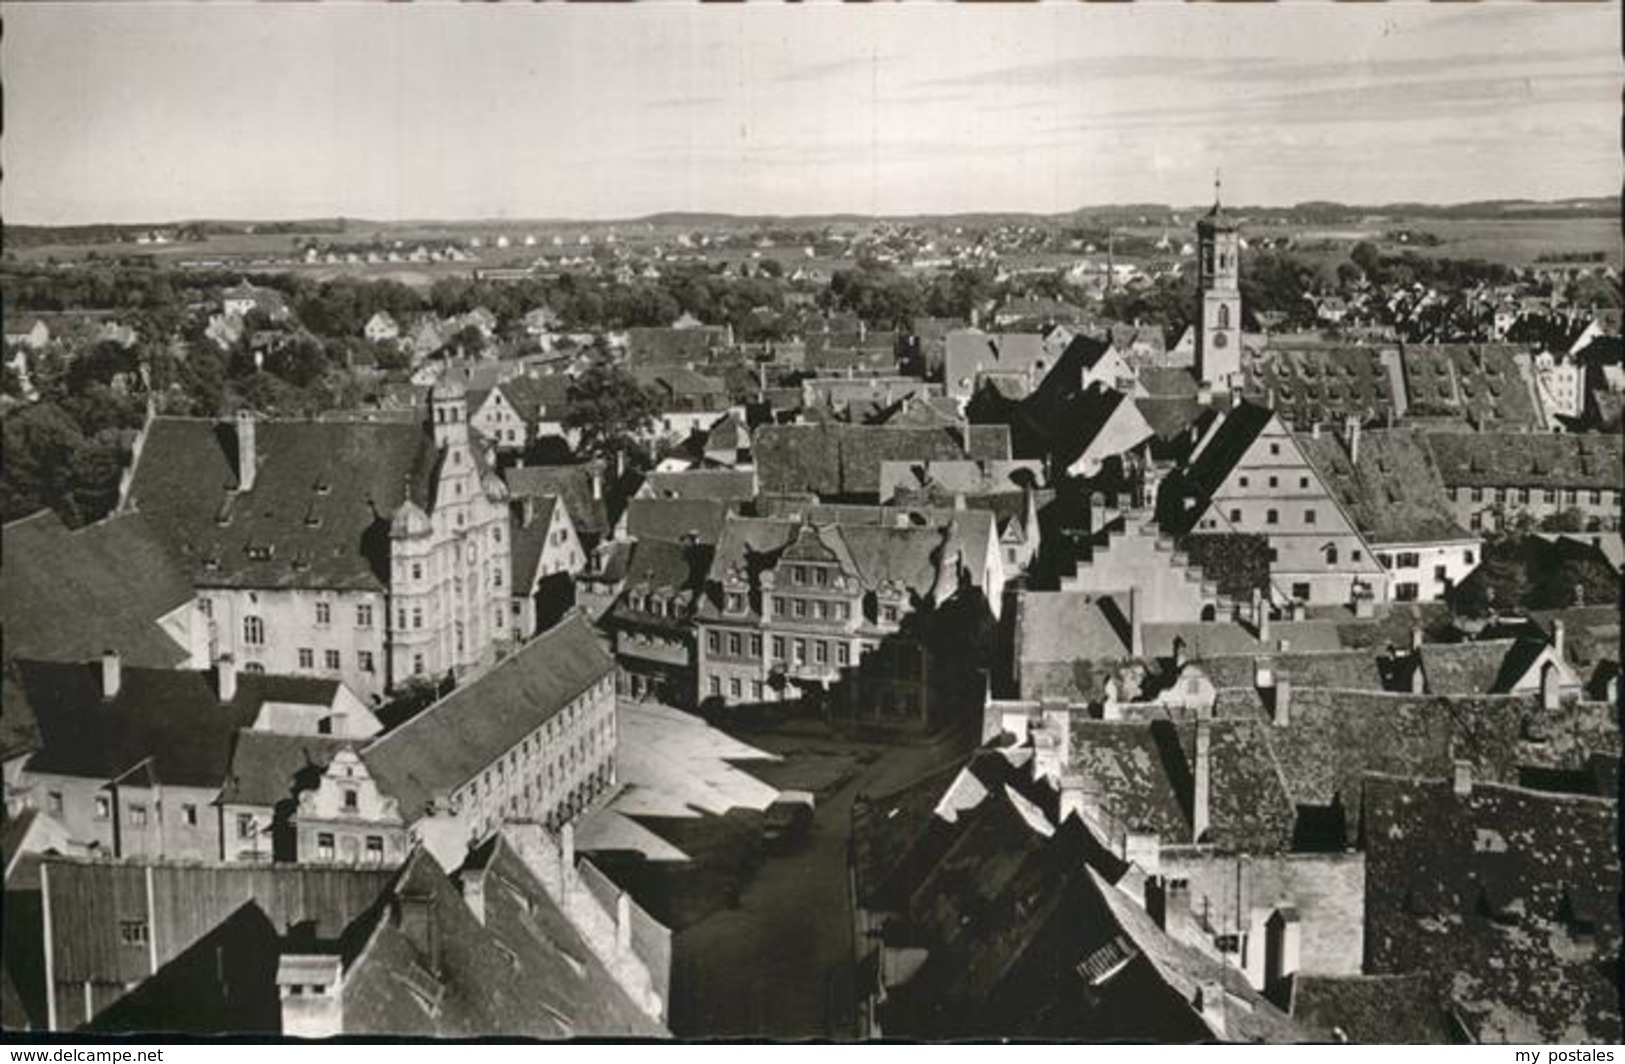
[{"left": 667, "top": 721, "right": 978, "bottom": 1039}]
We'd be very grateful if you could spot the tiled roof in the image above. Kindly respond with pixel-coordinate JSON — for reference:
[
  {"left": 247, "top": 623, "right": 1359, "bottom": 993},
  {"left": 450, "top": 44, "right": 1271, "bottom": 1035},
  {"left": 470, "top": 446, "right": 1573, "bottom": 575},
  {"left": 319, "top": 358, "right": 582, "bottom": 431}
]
[
  {"left": 1424, "top": 431, "right": 1622, "bottom": 489},
  {"left": 362, "top": 613, "right": 613, "bottom": 818},
  {"left": 1016, "top": 592, "right": 1132, "bottom": 668},
  {"left": 623, "top": 497, "right": 734, "bottom": 546},
  {"left": 124, "top": 417, "right": 438, "bottom": 591},
  {"left": 504, "top": 463, "right": 609, "bottom": 537},
  {"left": 509, "top": 496, "right": 561, "bottom": 590},
  {"left": 631, "top": 364, "right": 728, "bottom": 409},
  {"left": 15, "top": 658, "right": 339, "bottom": 787},
  {"left": 1363, "top": 775, "right": 1620, "bottom": 1043},
  {"left": 1068, "top": 720, "right": 1190, "bottom": 840},
  {"left": 1289, "top": 973, "right": 1454, "bottom": 1044},
  {"left": 965, "top": 424, "right": 1012, "bottom": 461},
  {"left": 1416, "top": 638, "right": 1533, "bottom": 696},
  {"left": 639, "top": 469, "right": 756, "bottom": 502},
  {"left": 1, "top": 509, "right": 195, "bottom": 669},
  {"left": 220, "top": 730, "right": 357, "bottom": 808},
  {"left": 1182, "top": 401, "right": 1275, "bottom": 500},
  {"left": 1194, "top": 649, "right": 1385, "bottom": 692},
  {"left": 877, "top": 459, "right": 1043, "bottom": 502},
  {"left": 494, "top": 374, "right": 571, "bottom": 422},
  {"left": 1298, "top": 429, "right": 1468, "bottom": 544},
  {"left": 340, "top": 843, "right": 665, "bottom": 1037},
  {"left": 753, "top": 423, "right": 973, "bottom": 498},
  {"left": 625, "top": 326, "right": 728, "bottom": 364},
  {"left": 1138, "top": 367, "right": 1200, "bottom": 400},
  {"left": 1136, "top": 397, "right": 1206, "bottom": 440},
  {"left": 1399, "top": 344, "right": 1541, "bottom": 428},
  {"left": 1243, "top": 345, "right": 1397, "bottom": 427}
]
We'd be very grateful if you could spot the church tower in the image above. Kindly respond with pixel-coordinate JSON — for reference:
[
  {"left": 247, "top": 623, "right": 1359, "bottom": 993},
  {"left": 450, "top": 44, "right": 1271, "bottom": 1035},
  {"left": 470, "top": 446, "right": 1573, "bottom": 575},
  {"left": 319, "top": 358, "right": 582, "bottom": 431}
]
[{"left": 1196, "top": 176, "right": 1242, "bottom": 390}]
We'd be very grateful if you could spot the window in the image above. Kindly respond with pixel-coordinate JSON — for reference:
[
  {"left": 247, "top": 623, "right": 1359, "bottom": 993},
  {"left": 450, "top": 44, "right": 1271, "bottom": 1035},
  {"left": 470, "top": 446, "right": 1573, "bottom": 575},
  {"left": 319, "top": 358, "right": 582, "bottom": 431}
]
[
  {"left": 815, "top": 641, "right": 828, "bottom": 665},
  {"left": 726, "top": 592, "right": 744, "bottom": 613},
  {"left": 342, "top": 788, "right": 359, "bottom": 812},
  {"left": 298, "top": 648, "right": 315, "bottom": 669},
  {"left": 199, "top": 597, "right": 213, "bottom": 617},
  {"left": 366, "top": 836, "right": 384, "bottom": 863},
  {"left": 359, "top": 650, "right": 375, "bottom": 673},
  {"left": 1291, "top": 582, "right": 1311, "bottom": 601},
  {"left": 707, "top": 631, "right": 721, "bottom": 654},
  {"left": 397, "top": 608, "right": 408, "bottom": 629},
  {"left": 1265, "top": 509, "right": 1279, "bottom": 526},
  {"left": 728, "top": 633, "right": 742, "bottom": 657},
  {"left": 412, "top": 607, "right": 423, "bottom": 630},
  {"left": 1217, "top": 304, "right": 1231, "bottom": 329},
  {"left": 1590, "top": 490, "right": 1602, "bottom": 505},
  {"left": 1228, "top": 508, "right": 1242, "bottom": 524},
  {"left": 771, "top": 636, "right": 786, "bottom": 660},
  {"left": 1238, "top": 476, "right": 1249, "bottom": 489},
  {"left": 1542, "top": 489, "right": 1555, "bottom": 504},
  {"left": 793, "top": 599, "right": 807, "bottom": 619},
  {"left": 128, "top": 804, "right": 148, "bottom": 828},
  {"left": 95, "top": 796, "right": 111, "bottom": 820},
  {"left": 1303, "top": 509, "right": 1317, "bottom": 525},
  {"left": 793, "top": 639, "right": 806, "bottom": 665},
  {"left": 1395, "top": 582, "right": 1420, "bottom": 602},
  {"left": 182, "top": 803, "right": 198, "bottom": 826},
  {"left": 1268, "top": 476, "right": 1279, "bottom": 489},
  {"left": 411, "top": 562, "right": 423, "bottom": 581},
  {"left": 709, "top": 676, "right": 722, "bottom": 697},
  {"left": 882, "top": 605, "right": 899, "bottom": 624},
  {"left": 325, "top": 649, "right": 341, "bottom": 670},
  {"left": 243, "top": 616, "right": 265, "bottom": 645},
  {"left": 1471, "top": 487, "right": 1484, "bottom": 503},
  {"left": 119, "top": 920, "right": 150, "bottom": 947},
  {"left": 1434, "top": 565, "right": 1448, "bottom": 582},
  {"left": 750, "top": 634, "right": 762, "bottom": 657},
  {"left": 1351, "top": 550, "right": 1362, "bottom": 563},
  {"left": 1269, "top": 443, "right": 1281, "bottom": 456},
  {"left": 317, "top": 833, "right": 335, "bottom": 861},
  {"left": 1396, "top": 552, "right": 1421, "bottom": 569},
  {"left": 413, "top": 653, "right": 425, "bottom": 675},
  {"left": 772, "top": 596, "right": 787, "bottom": 617},
  {"left": 729, "top": 677, "right": 742, "bottom": 698},
  {"left": 1299, "top": 476, "right": 1309, "bottom": 490},
  {"left": 814, "top": 568, "right": 829, "bottom": 587},
  {"left": 315, "top": 602, "right": 331, "bottom": 626},
  {"left": 1464, "top": 550, "right": 1476, "bottom": 565},
  {"left": 1325, "top": 545, "right": 1339, "bottom": 565},
  {"left": 237, "top": 813, "right": 255, "bottom": 839},
  {"left": 836, "top": 602, "right": 850, "bottom": 621},
  {"left": 838, "top": 643, "right": 850, "bottom": 666},
  {"left": 751, "top": 681, "right": 764, "bottom": 700},
  {"left": 47, "top": 791, "right": 64, "bottom": 816}
]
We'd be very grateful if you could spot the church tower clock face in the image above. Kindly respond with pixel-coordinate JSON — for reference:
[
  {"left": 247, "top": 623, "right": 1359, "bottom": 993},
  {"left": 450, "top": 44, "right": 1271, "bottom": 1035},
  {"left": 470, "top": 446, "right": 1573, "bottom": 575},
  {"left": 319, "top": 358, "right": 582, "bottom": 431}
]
[{"left": 1213, "top": 332, "right": 1229, "bottom": 349}]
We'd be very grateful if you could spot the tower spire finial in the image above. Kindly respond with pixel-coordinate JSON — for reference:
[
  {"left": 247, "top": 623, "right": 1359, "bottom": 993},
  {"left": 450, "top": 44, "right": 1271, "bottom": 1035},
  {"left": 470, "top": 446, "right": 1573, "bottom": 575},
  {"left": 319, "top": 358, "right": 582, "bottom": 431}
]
[{"left": 1214, "top": 168, "right": 1222, "bottom": 209}]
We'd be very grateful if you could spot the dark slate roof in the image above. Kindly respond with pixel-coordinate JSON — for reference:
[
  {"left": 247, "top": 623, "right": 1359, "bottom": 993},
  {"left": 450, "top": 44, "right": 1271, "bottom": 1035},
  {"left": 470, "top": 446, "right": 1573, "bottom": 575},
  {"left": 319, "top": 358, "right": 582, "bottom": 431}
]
[
  {"left": 623, "top": 497, "right": 733, "bottom": 546},
  {"left": 1298, "top": 429, "right": 1469, "bottom": 544},
  {"left": 13, "top": 659, "right": 339, "bottom": 788},
  {"left": 341, "top": 842, "right": 665, "bottom": 1037},
  {"left": 504, "top": 463, "right": 609, "bottom": 537},
  {"left": 1424, "top": 431, "right": 1622, "bottom": 489},
  {"left": 965, "top": 423, "right": 1013, "bottom": 461},
  {"left": 363, "top": 613, "right": 613, "bottom": 817},
  {"left": 1289, "top": 973, "right": 1455, "bottom": 1044},
  {"left": 492, "top": 375, "right": 571, "bottom": 423},
  {"left": 1068, "top": 721, "right": 1189, "bottom": 840},
  {"left": 639, "top": 469, "right": 756, "bottom": 502},
  {"left": 1196, "top": 649, "right": 1385, "bottom": 692},
  {"left": 1363, "top": 775, "right": 1620, "bottom": 1043},
  {"left": 1416, "top": 639, "right": 1533, "bottom": 696},
  {"left": 220, "top": 730, "right": 357, "bottom": 808},
  {"left": 609, "top": 538, "right": 710, "bottom": 632},
  {"left": 753, "top": 424, "right": 973, "bottom": 498},
  {"left": 2, "top": 510, "right": 194, "bottom": 669},
  {"left": 1138, "top": 367, "right": 1200, "bottom": 400},
  {"left": 1136, "top": 397, "right": 1206, "bottom": 440},
  {"left": 1, "top": 661, "right": 41, "bottom": 763},
  {"left": 124, "top": 417, "right": 438, "bottom": 591},
  {"left": 632, "top": 364, "right": 728, "bottom": 410}
]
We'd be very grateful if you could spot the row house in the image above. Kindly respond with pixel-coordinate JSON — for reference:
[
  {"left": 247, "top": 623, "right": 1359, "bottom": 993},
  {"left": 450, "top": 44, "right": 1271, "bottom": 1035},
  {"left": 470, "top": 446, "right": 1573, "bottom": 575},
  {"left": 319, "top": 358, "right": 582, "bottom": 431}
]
[
  {"left": 120, "top": 382, "right": 512, "bottom": 699},
  {"left": 1426, "top": 431, "right": 1622, "bottom": 533},
  {"left": 469, "top": 373, "right": 575, "bottom": 452},
  {"left": 362, "top": 612, "right": 618, "bottom": 860},
  {"left": 693, "top": 511, "right": 996, "bottom": 726},
  {"left": 7, "top": 652, "right": 378, "bottom": 864}
]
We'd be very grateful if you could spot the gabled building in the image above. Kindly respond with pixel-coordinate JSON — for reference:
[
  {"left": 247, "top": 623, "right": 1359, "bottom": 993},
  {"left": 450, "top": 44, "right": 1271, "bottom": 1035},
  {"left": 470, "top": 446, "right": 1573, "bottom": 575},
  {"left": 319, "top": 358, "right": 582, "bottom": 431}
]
[
  {"left": 469, "top": 374, "right": 575, "bottom": 452},
  {"left": 1165, "top": 400, "right": 1388, "bottom": 608},
  {"left": 1425, "top": 431, "right": 1621, "bottom": 533},
  {"left": 944, "top": 331, "right": 1050, "bottom": 403},
  {"left": 507, "top": 493, "right": 585, "bottom": 641},
  {"left": 1298, "top": 424, "right": 1480, "bottom": 603},
  {"left": 362, "top": 311, "right": 400, "bottom": 344},
  {"left": 119, "top": 383, "right": 512, "bottom": 698},
  {"left": 361, "top": 612, "right": 617, "bottom": 857}
]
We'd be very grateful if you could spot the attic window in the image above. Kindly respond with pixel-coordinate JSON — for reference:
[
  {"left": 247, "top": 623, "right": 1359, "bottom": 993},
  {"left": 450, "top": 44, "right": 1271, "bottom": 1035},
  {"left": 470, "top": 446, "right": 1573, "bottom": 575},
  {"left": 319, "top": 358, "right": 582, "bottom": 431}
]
[
  {"left": 314, "top": 478, "right": 331, "bottom": 496},
  {"left": 1076, "top": 934, "right": 1138, "bottom": 986},
  {"left": 246, "top": 544, "right": 274, "bottom": 561}
]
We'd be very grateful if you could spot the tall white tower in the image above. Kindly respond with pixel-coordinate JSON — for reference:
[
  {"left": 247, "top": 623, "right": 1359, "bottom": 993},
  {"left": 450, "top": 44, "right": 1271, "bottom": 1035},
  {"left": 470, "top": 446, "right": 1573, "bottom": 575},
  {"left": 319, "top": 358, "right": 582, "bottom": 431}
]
[{"left": 1196, "top": 175, "right": 1242, "bottom": 390}]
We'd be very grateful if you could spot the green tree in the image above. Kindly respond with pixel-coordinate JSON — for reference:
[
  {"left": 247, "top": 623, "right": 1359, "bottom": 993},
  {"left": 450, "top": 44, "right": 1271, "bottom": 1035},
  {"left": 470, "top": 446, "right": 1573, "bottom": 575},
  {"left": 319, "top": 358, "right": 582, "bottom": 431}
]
[{"left": 562, "top": 363, "right": 656, "bottom": 468}]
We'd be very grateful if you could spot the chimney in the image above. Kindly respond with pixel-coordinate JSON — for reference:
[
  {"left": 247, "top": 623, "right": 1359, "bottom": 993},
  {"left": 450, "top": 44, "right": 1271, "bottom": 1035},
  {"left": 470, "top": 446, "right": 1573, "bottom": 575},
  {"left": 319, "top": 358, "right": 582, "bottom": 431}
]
[
  {"left": 1265, "top": 908, "right": 1303, "bottom": 1002},
  {"left": 1344, "top": 414, "right": 1361, "bottom": 465},
  {"left": 1058, "top": 775, "right": 1086, "bottom": 825},
  {"left": 1409, "top": 625, "right": 1424, "bottom": 652},
  {"left": 592, "top": 468, "right": 603, "bottom": 502},
  {"left": 952, "top": 492, "right": 967, "bottom": 512},
  {"left": 1410, "top": 654, "right": 1427, "bottom": 695},
  {"left": 1147, "top": 876, "right": 1191, "bottom": 934},
  {"left": 559, "top": 822, "right": 576, "bottom": 886},
  {"left": 1173, "top": 636, "right": 1188, "bottom": 671},
  {"left": 1192, "top": 720, "right": 1212, "bottom": 842},
  {"left": 1124, "top": 831, "right": 1161, "bottom": 876},
  {"left": 1452, "top": 759, "right": 1473, "bottom": 797},
  {"left": 396, "top": 889, "right": 442, "bottom": 974},
  {"left": 1128, "top": 587, "right": 1145, "bottom": 658},
  {"left": 1100, "top": 678, "right": 1121, "bottom": 721},
  {"left": 616, "top": 890, "right": 633, "bottom": 952},
  {"left": 276, "top": 954, "right": 344, "bottom": 1039},
  {"left": 235, "top": 409, "right": 258, "bottom": 492},
  {"left": 101, "top": 649, "right": 122, "bottom": 700},
  {"left": 1311, "top": 421, "right": 1321, "bottom": 440},
  {"left": 1257, "top": 602, "right": 1271, "bottom": 646},
  {"left": 1540, "top": 661, "right": 1562, "bottom": 712},
  {"left": 218, "top": 653, "right": 238, "bottom": 703},
  {"left": 1195, "top": 981, "right": 1227, "bottom": 1040},
  {"left": 1551, "top": 620, "right": 1566, "bottom": 663},
  {"left": 460, "top": 867, "right": 487, "bottom": 926},
  {"left": 1272, "top": 674, "right": 1292, "bottom": 727}
]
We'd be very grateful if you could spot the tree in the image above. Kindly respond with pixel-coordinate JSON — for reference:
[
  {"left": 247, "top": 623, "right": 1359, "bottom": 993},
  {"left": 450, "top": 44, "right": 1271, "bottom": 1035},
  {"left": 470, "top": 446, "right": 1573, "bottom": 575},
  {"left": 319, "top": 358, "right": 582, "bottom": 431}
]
[
  {"left": 561, "top": 364, "right": 656, "bottom": 467},
  {"left": 1529, "top": 555, "right": 1619, "bottom": 610},
  {"left": 1450, "top": 537, "right": 1530, "bottom": 617}
]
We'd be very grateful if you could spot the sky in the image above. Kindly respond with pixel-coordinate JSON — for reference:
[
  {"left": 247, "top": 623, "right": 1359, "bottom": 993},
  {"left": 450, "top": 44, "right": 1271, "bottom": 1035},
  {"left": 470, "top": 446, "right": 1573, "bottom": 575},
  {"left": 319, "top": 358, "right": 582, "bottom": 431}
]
[{"left": 5, "top": 2, "right": 1620, "bottom": 224}]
